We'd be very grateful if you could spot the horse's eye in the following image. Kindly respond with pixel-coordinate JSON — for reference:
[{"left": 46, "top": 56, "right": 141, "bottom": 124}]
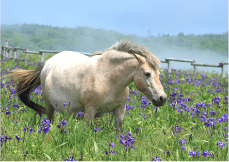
[{"left": 144, "top": 72, "right": 151, "bottom": 78}]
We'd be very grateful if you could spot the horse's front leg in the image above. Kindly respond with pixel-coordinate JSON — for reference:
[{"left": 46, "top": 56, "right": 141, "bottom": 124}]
[
  {"left": 84, "top": 105, "right": 96, "bottom": 127},
  {"left": 113, "top": 104, "right": 126, "bottom": 134}
]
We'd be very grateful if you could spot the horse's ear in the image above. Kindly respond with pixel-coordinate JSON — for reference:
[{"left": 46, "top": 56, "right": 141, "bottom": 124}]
[{"left": 133, "top": 53, "right": 146, "bottom": 64}]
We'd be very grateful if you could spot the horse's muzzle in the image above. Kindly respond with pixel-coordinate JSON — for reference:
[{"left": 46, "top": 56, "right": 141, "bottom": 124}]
[{"left": 152, "top": 94, "right": 167, "bottom": 106}]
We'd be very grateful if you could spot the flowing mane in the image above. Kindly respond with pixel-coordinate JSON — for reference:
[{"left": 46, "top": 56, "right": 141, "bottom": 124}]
[{"left": 89, "top": 40, "right": 161, "bottom": 69}]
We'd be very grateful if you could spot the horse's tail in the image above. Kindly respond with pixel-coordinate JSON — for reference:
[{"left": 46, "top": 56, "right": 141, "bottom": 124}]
[{"left": 7, "top": 63, "right": 47, "bottom": 114}]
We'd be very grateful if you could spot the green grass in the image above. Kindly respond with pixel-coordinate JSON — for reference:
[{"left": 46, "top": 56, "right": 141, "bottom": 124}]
[{"left": 1, "top": 53, "right": 228, "bottom": 161}]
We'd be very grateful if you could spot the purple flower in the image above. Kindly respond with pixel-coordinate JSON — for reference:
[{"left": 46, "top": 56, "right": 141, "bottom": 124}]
[
  {"left": 78, "top": 111, "right": 82, "bottom": 117},
  {"left": 62, "top": 120, "right": 67, "bottom": 126},
  {"left": 105, "top": 151, "right": 108, "bottom": 155},
  {"left": 203, "top": 150, "right": 209, "bottom": 157},
  {"left": 24, "top": 124, "right": 27, "bottom": 132},
  {"left": 15, "top": 135, "right": 24, "bottom": 141},
  {"left": 64, "top": 154, "right": 74, "bottom": 161},
  {"left": 190, "top": 150, "right": 196, "bottom": 156},
  {"left": 119, "top": 132, "right": 135, "bottom": 150},
  {"left": 110, "top": 142, "right": 115, "bottom": 148},
  {"left": 38, "top": 118, "right": 50, "bottom": 134},
  {"left": 178, "top": 139, "right": 187, "bottom": 146},
  {"left": 61, "top": 129, "right": 68, "bottom": 134},
  {"left": 181, "top": 146, "right": 185, "bottom": 150},
  {"left": 152, "top": 156, "right": 161, "bottom": 161},
  {"left": 23, "top": 150, "right": 29, "bottom": 158},
  {"left": 29, "top": 127, "right": 33, "bottom": 133},
  {"left": 210, "top": 152, "right": 213, "bottom": 157},
  {"left": 0, "top": 135, "right": 5, "bottom": 142},
  {"left": 24, "top": 124, "right": 33, "bottom": 133},
  {"left": 94, "top": 128, "right": 97, "bottom": 133},
  {"left": 217, "top": 141, "right": 225, "bottom": 148}
]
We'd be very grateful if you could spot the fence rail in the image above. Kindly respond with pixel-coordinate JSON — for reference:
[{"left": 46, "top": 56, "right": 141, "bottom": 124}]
[{"left": 1, "top": 40, "right": 228, "bottom": 77}]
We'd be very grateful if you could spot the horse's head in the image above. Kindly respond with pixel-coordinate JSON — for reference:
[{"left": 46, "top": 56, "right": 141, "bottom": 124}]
[{"left": 133, "top": 54, "right": 167, "bottom": 106}]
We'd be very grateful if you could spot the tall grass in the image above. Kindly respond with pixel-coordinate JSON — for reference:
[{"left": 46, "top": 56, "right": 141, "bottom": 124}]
[{"left": 1, "top": 53, "right": 228, "bottom": 161}]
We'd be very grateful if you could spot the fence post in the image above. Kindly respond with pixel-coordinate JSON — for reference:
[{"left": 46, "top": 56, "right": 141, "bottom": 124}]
[
  {"left": 2, "top": 46, "right": 7, "bottom": 58},
  {"left": 2, "top": 46, "right": 6, "bottom": 57},
  {"left": 40, "top": 51, "right": 45, "bottom": 62},
  {"left": 8, "top": 48, "right": 12, "bottom": 59},
  {"left": 13, "top": 48, "right": 17, "bottom": 59},
  {"left": 2, "top": 40, "right": 9, "bottom": 58},
  {"left": 193, "top": 59, "right": 198, "bottom": 76},
  {"left": 17, "top": 49, "right": 20, "bottom": 59},
  {"left": 165, "top": 59, "right": 171, "bottom": 74},
  {"left": 219, "top": 62, "right": 225, "bottom": 77},
  {"left": 24, "top": 48, "right": 29, "bottom": 63},
  {"left": 1, "top": 47, "right": 3, "bottom": 56}
]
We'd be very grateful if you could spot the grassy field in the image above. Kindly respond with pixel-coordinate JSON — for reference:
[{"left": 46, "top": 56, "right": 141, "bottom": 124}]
[{"left": 1, "top": 53, "right": 228, "bottom": 161}]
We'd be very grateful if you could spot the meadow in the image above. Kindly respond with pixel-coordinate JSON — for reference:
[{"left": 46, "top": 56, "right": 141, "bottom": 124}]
[{"left": 1, "top": 53, "right": 228, "bottom": 161}]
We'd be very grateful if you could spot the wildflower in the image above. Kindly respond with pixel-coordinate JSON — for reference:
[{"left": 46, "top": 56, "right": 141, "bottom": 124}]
[
  {"left": 94, "top": 128, "right": 97, "bottom": 133},
  {"left": 62, "top": 120, "right": 67, "bottom": 126},
  {"left": 226, "top": 133, "right": 229, "bottom": 141},
  {"left": 200, "top": 115, "right": 205, "bottom": 122},
  {"left": 38, "top": 118, "right": 50, "bottom": 134},
  {"left": 78, "top": 111, "right": 82, "bottom": 117},
  {"left": 119, "top": 132, "right": 135, "bottom": 150},
  {"left": 163, "top": 150, "right": 170, "bottom": 157},
  {"left": 79, "top": 152, "right": 83, "bottom": 161},
  {"left": 57, "top": 120, "right": 68, "bottom": 133},
  {"left": 15, "top": 135, "right": 24, "bottom": 146},
  {"left": 190, "top": 150, "right": 196, "bottom": 156},
  {"left": 24, "top": 124, "right": 33, "bottom": 133},
  {"left": 178, "top": 139, "right": 187, "bottom": 146},
  {"left": 15, "top": 135, "right": 23, "bottom": 141},
  {"left": 0, "top": 135, "right": 5, "bottom": 142},
  {"left": 61, "top": 129, "right": 68, "bottom": 134},
  {"left": 23, "top": 150, "right": 29, "bottom": 159},
  {"left": 152, "top": 156, "right": 161, "bottom": 161},
  {"left": 217, "top": 141, "right": 225, "bottom": 149},
  {"left": 203, "top": 150, "right": 209, "bottom": 157},
  {"left": 105, "top": 151, "right": 108, "bottom": 155},
  {"left": 64, "top": 154, "right": 75, "bottom": 161},
  {"left": 209, "top": 152, "right": 213, "bottom": 157},
  {"left": 181, "top": 146, "right": 185, "bottom": 150}
]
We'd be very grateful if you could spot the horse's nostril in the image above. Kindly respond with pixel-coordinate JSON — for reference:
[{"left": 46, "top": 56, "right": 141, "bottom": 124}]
[
  {"left": 159, "top": 96, "right": 163, "bottom": 102},
  {"left": 159, "top": 96, "right": 165, "bottom": 103}
]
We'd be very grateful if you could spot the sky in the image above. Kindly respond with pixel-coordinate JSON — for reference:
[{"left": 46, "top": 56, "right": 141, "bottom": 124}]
[
  {"left": 1, "top": 0, "right": 228, "bottom": 37},
  {"left": 1, "top": 0, "right": 228, "bottom": 74}
]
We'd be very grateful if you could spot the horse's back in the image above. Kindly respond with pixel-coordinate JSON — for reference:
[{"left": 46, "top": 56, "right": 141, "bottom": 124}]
[
  {"left": 47, "top": 51, "right": 89, "bottom": 64},
  {"left": 41, "top": 51, "right": 90, "bottom": 83}
]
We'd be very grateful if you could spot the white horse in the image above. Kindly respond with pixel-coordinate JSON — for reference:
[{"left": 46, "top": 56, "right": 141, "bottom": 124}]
[{"left": 9, "top": 40, "right": 167, "bottom": 131}]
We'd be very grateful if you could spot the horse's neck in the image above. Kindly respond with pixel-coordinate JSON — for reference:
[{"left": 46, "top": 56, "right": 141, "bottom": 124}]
[{"left": 101, "top": 53, "right": 139, "bottom": 91}]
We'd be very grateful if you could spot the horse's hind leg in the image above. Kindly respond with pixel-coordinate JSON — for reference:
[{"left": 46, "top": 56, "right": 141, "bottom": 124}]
[
  {"left": 42, "top": 95, "right": 55, "bottom": 122},
  {"left": 46, "top": 102, "right": 55, "bottom": 123}
]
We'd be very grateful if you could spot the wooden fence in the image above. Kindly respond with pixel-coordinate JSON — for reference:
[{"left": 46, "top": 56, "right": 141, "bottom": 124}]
[{"left": 1, "top": 40, "right": 228, "bottom": 77}]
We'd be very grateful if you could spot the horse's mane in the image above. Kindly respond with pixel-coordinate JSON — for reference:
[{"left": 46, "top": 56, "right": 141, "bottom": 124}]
[{"left": 89, "top": 40, "right": 160, "bottom": 69}]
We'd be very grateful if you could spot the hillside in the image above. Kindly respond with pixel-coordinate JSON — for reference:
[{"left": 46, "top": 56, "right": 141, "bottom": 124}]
[{"left": 1, "top": 24, "right": 228, "bottom": 54}]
